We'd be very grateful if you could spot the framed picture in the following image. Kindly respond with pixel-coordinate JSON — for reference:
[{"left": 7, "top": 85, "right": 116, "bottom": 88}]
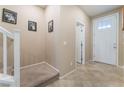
[
  {"left": 2, "top": 8, "right": 17, "bottom": 24},
  {"left": 28, "top": 21, "right": 37, "bottom": 31},
  {"left": 48, "top": 20, "right": 53, "bottom": 32},
  {"left": 122, "top": 7, "right": 124, "bottom": 31}
]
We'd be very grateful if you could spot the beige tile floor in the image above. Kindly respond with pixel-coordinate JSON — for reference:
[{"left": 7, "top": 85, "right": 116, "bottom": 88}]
[{"left": 47, "top": 62, "right": 124, "bottom": 87}]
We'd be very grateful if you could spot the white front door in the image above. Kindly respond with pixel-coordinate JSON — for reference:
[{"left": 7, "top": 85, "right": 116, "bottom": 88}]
[
  {"left": 93, "top": 13, "right": 118, "bottom": 65},
  {"left": 76, "top": 22, "right": 84, "bottom": 64}
]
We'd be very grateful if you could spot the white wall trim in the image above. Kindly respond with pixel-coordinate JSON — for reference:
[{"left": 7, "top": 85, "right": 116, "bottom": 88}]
[
  {"left": 86, "top": 60, "right": 95, "bottom": 63},
  {"left": 21, "top": 61, "right": 45, "bottom": 69},
  {"left": 118, "top": 65, "right": 124, "bottom": 69},
  {"left": 45, "top": 62, "right": 60, "bottom": 73},
  {"left": 21, "top": 61, "right": 60, "bottom": 73},
  {"left": 75, "top": 19, "right": 86, "bottom": 67},
  {"left": 59, "top": 68, "right": 76, "bottom": 79},
  {"left": 116, "top": 12, "right": 119, "bottom": 66}
]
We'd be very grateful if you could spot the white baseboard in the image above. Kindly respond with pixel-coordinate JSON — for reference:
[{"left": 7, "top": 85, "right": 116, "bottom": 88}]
[
  {"left": 21, "top": 61, "right": 45, "bottom": 69},
  {"left": 59, "top": 68, "right": 76, "bottom": 79},
  {"left": 21, "top": 61, "right": 60, "bottom": 73},
  {"left": 118, "top": 65, "right": 124, "bottom": 69},
  {"left": 45, "top": 62, "right": 60, "bottom": 73},
  {"left": 21, "top": 61, "right": 78, "bottom": 79},
  {"left": 88, "top": 59, "right": 94, "bottom": 62}
]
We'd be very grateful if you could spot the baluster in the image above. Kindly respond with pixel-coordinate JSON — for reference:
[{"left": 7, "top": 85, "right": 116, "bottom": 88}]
[{"left": 3, "top": 34, "right": 7, "bottom": 76}]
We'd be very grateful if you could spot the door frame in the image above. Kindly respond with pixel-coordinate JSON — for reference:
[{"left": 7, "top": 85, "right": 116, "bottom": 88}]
[
  {"left": 75, "top": 19, "right": 85, "bottom": 66},
  {"left": 92, "top": 12, "right": 119, "bottom": 66}
]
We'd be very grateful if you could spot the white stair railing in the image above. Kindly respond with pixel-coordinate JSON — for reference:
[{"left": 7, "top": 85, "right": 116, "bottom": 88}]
[
  {"left": 3, "top": 34, "right": 7, "bottom": 76},
  {"left": 0, "top": 26, "right": 20, "bottom": 87},
  {"left": 13, "top": 31, "right": 20, "bottom": 87}
]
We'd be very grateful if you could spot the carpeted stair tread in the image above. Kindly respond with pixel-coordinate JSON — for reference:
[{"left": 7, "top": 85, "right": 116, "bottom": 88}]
[{"left": 20, "top": 63, "right": 59, "bottom": 87}]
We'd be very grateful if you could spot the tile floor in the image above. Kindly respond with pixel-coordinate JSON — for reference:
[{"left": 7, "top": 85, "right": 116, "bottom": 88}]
[{"left": 47, "top": 62, "right": 124, "bottom": 87}]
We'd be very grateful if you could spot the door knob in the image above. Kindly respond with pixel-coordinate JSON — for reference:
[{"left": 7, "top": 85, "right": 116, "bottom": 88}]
[
  {"left": 81, "top": 42, "right": 83, "bottom": 46},
  {"left": 113, "top": 43, "right": 117, "bottom": 48}
]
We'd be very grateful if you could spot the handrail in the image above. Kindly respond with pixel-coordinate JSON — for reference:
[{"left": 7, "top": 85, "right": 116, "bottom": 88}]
[{"left": 0, "top": 26, "right": 14, "bottom": 39}]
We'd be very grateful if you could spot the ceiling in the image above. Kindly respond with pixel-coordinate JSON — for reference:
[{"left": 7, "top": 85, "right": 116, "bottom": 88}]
[
  {"left": 79, "top": 5, "right": 122, "bottom": 17},
  {"left": 39, "top": 5, "right": 122, "bottom": 17}
]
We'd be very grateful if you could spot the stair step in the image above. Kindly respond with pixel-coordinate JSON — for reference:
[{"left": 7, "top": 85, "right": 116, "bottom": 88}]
[
  {"left": 21, "top": 62, "right": 59, "bottom": 87},
  {"left": 0, "top": 73, "right": 15, "bottom": 85}
]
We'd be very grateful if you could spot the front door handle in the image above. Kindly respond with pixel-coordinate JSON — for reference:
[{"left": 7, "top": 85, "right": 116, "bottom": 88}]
[{"left": 113, "top": 43, "right": 117, "bottom": 48}]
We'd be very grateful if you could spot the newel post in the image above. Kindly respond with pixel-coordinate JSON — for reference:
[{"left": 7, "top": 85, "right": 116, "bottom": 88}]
[{"left": 13, "top": 31, "right": 20, "bottom": 87}]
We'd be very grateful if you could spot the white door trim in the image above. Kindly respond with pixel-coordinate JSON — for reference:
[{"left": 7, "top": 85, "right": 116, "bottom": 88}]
[
  {"left": 75, "top": 19, "right": 85, "bottom": 67},
  {"left": 92, "top": 12, "right": 119, "bottom": 66}
]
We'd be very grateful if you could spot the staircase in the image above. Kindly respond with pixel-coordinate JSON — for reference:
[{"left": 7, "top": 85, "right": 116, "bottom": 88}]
[{"left": 0, "top": 26, "right": 20, "bottom": 87}]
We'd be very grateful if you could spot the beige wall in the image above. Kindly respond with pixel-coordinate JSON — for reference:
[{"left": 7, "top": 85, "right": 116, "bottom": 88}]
[
  {"left": 45, "top": 5, "right": 91, "bottom": 76},
  {"left": 59, "top": 6, "right": 91, "bottom": 75},
  {"left": 0, "top": 5, "right": 46, "bottom": 67},
  {"left": 45, "top": 5, "right": 61, "bottom": 70}
]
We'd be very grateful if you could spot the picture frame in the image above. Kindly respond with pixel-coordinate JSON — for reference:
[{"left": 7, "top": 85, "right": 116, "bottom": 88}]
[
  {"left": 122, "top": 7, "right": 124, "bottom": 31},
  {"left": 2, "top": 8, "right": 17, "bottom": 24},
  {"left": 28, "top": 21, "right": 37, "bottom": 31},
  {"left": 48, "top": 20, "right": 53, "bottom": 32}
]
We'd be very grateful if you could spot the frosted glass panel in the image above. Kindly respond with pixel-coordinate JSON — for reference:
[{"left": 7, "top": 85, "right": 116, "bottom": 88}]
[{"left": 97, "top": 19, "right": 112, "bottom": 30}]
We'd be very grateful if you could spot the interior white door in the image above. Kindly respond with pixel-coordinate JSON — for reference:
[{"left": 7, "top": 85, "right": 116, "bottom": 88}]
[
  {"left": 93, "top": 13, "right": 118, "bottom": 65},
  {"left": 76, "top": 22, "right": 84, "bottom": 64}
]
